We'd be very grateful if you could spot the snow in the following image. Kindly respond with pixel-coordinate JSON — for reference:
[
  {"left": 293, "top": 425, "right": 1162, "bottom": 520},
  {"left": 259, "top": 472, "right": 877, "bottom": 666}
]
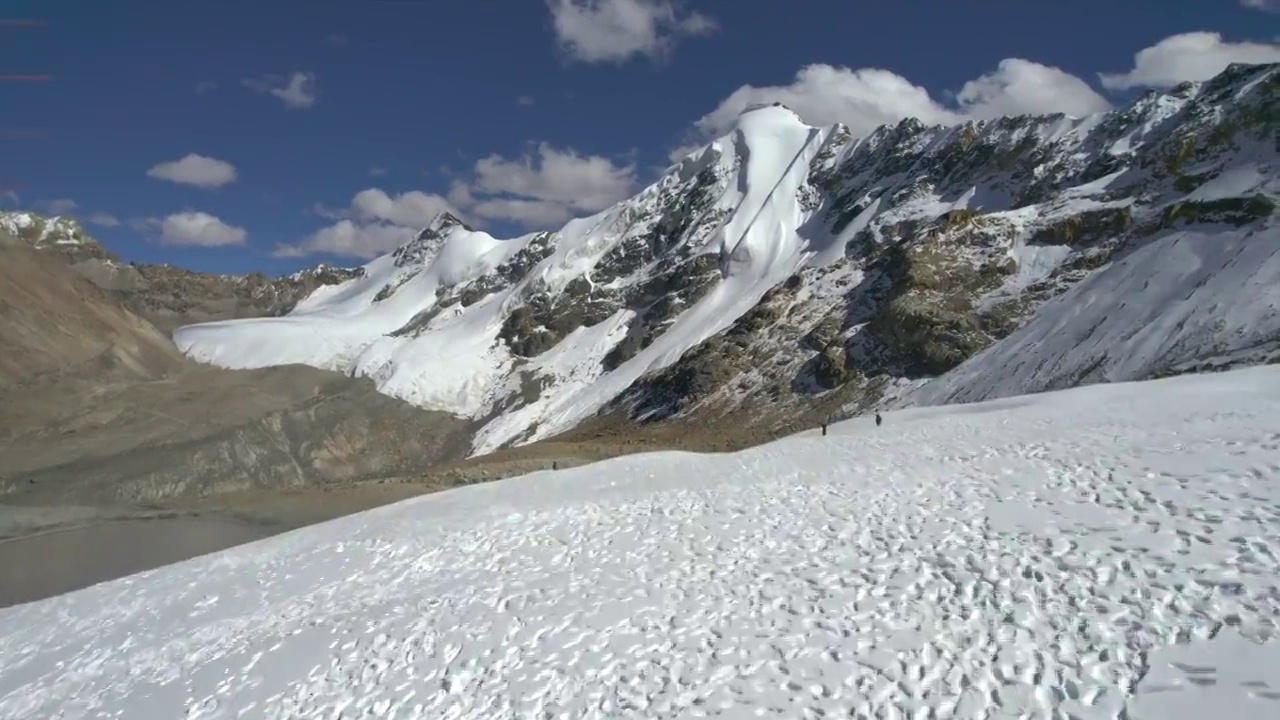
[
  {"left": 1188, "top": 164, "right": 1277, "bottom": 202},
  {"left": 170, "top": 64, "right": 1277, "bottom": 455},
  {"left": 912, "top": 223, "right": 1280, "bottom": 406},
  {"left": 174, "top": 222, "right": 537, "bottom": 416},
  {"left": 1005, "top": 241, "right": 1073, "bottom": 289},
  {"left": 3, "top": 366, "right": 1280, "bottom": 719},
  {"left": 504, "top": 106, "right": 836, "bottom": 450},
  {"left": 176, "top": 105, "right": 838, "bottom": 453}
]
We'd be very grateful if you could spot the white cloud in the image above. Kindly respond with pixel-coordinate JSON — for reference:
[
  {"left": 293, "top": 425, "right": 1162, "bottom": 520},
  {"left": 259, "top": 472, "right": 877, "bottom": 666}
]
[
  {"left": 195, "top": 81, "right": 218, "bottom": 94},
  {"left": 147, "top": 153, "right": 238, "bottom": 189},
  {"left": 682, "top": 59, "right": 1114, "bottom": 159},
  {"left": 472, "top": 198, "right": 573, "bottom": 227},
  {"left": 517, "top": 95, "right": 536, "bottom": 106},
  {"left": 153, "top": 211, "right": 247, "bottom": 247},
  {"left": 1099, "top": 32, "right": 1280, "bottom": 90},
  {"left": 548, "top": 0, "right": 716, "bottom": 64},
  {"left": 46, "top": 198, "right": 77, "bottom": 215},
  {"left": 280, "top": 189, "right": 459, "bottom": 259},
  {"left": 351, "top": 188, "right": 454, "bottom": 228},
  {"left": 471, "top": 143, "right": 636, "bottom": 218},
  {"left": 276, "top": 219, "right": 414, "bottom": 259},
  {"left": 954, "top": 59, "right": 1113, "bottom": 120},
  {"left": 369, "top": 166, "right": 388, "bottom": 177},
  {"left": 88, "top": 212, "right": 120, "bottom": 227},
  {"left": 1240, "top": 0, "right": 1278, "bottom": 11},
  {"left": 242, "top": 72, "right": 318, "bottom": 109},
  {"left": 286, "top": 145, "right": 637, "bottom": 257},
  {"left": 679, "top": 32, "right": 1277, "bottom": 160},
  {"left": 445, "top": 179, "right": 475, "bottom": 208}
]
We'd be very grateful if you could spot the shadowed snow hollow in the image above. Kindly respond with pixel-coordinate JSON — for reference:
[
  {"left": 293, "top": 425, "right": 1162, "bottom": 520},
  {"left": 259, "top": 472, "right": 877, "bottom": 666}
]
[{"left": 3, "top": 367, "right": 1280, "bottom": 718}]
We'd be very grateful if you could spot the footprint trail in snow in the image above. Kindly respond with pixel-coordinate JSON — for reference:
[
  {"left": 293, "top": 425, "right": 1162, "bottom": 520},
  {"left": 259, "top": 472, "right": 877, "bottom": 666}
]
[{"left": 2, "top": 366, "right": 1280, "bottom": 719}]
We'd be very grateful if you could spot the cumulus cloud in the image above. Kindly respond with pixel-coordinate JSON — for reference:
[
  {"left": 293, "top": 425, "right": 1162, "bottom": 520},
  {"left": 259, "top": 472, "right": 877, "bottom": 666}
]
[
  {"left": 411, "top": 144, "right": 638, "bottom": 228},
  {"left": 955, "top": 59, "right": 1113, "bottom": 120},
  {"left": 1098, "top": 32, "right": 1280, "bottom": 90},
  {"left": 147, "top": 153, "right": 238, "bottom": 189},
  {"left": 548, "top": 0, "right": 716, "bottom": 64},
  {"left": 242, "top": 71, "right": 318, "bottom": 109},
  {"left": 45, "top": 198, "right": 77, "bottom": 215},
  {"left": 148, "top": 211, "right": 247, "bottom": 247},
  {"left": 1240, "top": 0, "right": 1278, "bottom": 11},
  {"left": 275, "top": 219, "right": 415, "bottom": 259},
  {"left": 472, "top": 197, "right": 576, "bottom": 228},
  {"left": 351, "top": 188, "right": 455, "bottom": 228},
  {"left": 677, "top": 32, "right": 1274, "bottom": 161},
  {"left": 679, "top": 58, "right": 1114, "bottom": 160},
  {"left": 88, "top": 212, "right": 120, "bottom": 227},
  {"left": 279, "top": 189, "right": 459, "bottom": 259},
  {"left": 285, "top": 144, "right": 637, "bottom": 258},
  {"left": 470, "top": 143, "right": 636, "bottom": 219}
]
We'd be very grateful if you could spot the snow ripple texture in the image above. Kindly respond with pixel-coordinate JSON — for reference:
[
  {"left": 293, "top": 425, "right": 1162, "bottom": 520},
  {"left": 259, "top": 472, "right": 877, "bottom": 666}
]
[{"left": 3, "top": 367, "right": 1280, "bottom": 719}]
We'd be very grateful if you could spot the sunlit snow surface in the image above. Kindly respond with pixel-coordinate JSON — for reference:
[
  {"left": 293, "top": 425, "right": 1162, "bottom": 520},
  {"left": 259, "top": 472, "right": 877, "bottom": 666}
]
[
  {"left": 173, "top": 106, "right": 840, "bottom": 454},
  {"left": 3, "top": 367, "right": 1280, "bottom": 719}
]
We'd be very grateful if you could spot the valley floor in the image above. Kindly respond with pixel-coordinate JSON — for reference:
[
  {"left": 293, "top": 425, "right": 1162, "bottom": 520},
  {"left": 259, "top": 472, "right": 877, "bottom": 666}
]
[
  {"left": 0, "top": 430, "right": 723, "bottom": 606},
  {"left": 3, "top": 366, "right": 1280, "bottom": 718}
]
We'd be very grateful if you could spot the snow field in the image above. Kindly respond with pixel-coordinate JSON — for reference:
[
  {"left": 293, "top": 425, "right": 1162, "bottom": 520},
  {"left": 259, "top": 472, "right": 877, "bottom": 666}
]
[{"left": 2, "top": 366, "right": 1280, "bottom": 718}]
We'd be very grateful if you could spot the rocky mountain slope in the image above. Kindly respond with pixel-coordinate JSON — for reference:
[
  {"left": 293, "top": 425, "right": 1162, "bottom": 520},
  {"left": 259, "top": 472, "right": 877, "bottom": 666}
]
[
  {"left": 0, "top": 222, "right": 468, "bottom": 504},
  {"left": 0, "top": 212, "right": 362, "bottom": 332},
  {"left": 174, "top": 63, "right": 1278, "bottom": 457},
  {"left": 0, "top": 232, "right": 184, "bottom": 388}
]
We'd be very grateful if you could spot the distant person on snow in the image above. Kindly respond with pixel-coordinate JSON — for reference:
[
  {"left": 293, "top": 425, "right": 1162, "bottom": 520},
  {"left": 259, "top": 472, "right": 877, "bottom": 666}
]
[{"left": 875, "top": 412, "right": 883, "bottom": 427}]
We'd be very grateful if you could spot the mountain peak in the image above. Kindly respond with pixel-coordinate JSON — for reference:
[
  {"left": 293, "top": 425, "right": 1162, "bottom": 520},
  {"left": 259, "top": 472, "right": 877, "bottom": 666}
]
[
  {"left": 735, "top": 101, "right": 808, "bottom": 131},
  {"left": 392, "top": 212, "right": 473, "bottom": 269},
  {"left": 427, "top": 211, "right": 472, "bottom": 234},
  {"left": 0, "top": 210, "right": 116, "bottom": 264},
  {"left": 172, "top": 63, "right": 1279, "bottom": 459}
]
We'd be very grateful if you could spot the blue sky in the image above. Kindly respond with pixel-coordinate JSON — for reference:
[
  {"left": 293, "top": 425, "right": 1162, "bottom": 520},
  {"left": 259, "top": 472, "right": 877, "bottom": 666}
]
[{"left": 3, "top": 0, "right": 1277, "bottom": 275}]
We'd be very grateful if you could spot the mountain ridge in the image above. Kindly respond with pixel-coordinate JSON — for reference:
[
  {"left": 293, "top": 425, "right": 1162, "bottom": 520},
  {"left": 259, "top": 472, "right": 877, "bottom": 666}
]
[
  {"left": 34, "top": 62, "right": 1280, "bottom": 458},
  {"left": 0, "top": 211, "right": 364, "bottom": 332},
  {"left": 0, "top": 216, "right": 470, "bottom": 505}
]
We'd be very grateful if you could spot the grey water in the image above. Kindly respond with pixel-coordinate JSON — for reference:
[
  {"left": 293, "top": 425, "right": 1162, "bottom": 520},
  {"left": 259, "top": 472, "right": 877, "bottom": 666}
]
[{"left": 0, "top": 518, "right": 273, "bottom": 608}]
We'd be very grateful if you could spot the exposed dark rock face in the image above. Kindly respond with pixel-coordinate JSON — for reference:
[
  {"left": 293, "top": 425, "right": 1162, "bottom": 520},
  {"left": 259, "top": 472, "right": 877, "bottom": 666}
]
[
  {"left": 592, "top": 63, "right": 1277, "bottom": 438},
  {"left": 16, "top": 64, "right": 1272, "bottom": 461}
]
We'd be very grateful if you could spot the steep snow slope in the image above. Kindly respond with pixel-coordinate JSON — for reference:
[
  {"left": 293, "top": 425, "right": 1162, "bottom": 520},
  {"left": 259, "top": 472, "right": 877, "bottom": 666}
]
[
  {"left": 177, "top": 65, "right": 1279, "bottom": 453},
  {"left": 178, "top": 105, "right": 842, "bottom": 451},
  {"left": 910, "top": 222, "right": 1280, "bottom": 405},
  {"left": 3, "top": 367, "right": 1280, "bottom": 718}
]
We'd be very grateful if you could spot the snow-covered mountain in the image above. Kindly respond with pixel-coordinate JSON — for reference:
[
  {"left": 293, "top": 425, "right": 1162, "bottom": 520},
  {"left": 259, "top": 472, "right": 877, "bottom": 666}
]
[
  {"left": 4, "top": 365, "right": 1280, "bottom": 718},
  {"left": 176, "top": 63, "right": 1279, "bottom": 455}
]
